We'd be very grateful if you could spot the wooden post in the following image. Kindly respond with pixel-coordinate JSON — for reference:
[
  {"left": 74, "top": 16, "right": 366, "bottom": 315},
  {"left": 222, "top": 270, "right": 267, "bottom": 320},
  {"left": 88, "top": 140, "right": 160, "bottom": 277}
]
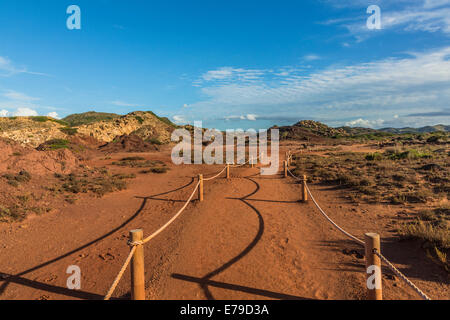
[
  {"left": 251, "top": 156, "right": 254, "bottom": 168},
  {"left": 130, "top": 229, "right": 145, "bottom": 300},
  {"left": 284, "top": 161, "right": 287, "bottom": 178},
  {"left": 226, "top": 164, "right": 230, "bottom": 179},
  {"left": 302, "top": 175, "right": 308, "bottom": 202},
  {"left": 198, "top": 174, "right": 204, "bottom": 202},
  {"left": 365, "top": 233, "right": 382, "bottom": 300}
]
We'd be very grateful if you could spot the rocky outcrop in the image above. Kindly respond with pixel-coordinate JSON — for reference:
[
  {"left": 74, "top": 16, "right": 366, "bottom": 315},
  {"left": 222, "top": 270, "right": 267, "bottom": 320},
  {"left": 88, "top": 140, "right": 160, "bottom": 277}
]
[
  {"left": 76, "top": 111, "right": 175, "bottom": 144},
  {"left": 0, "top": 111, "right": 177, "bottom": 148},
  {"left": 293, "top": 120, "right": 347, "bottom": 137},
  {"left": 0, "top": 117, "right": 67, "bottom": 147}
]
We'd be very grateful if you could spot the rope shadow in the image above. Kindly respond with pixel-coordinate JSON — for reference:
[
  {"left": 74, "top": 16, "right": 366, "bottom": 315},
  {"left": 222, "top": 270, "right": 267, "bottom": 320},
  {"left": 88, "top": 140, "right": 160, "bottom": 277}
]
[
  {"left": 134, "top": 177, "right": 196, "bottom": 203},
  {"left": 0, "top": 179, "right": 196, "bottom": 299},
  {"left": 226, "top": 198, "right": 300, "bottom": 204},
  {"left": 172, "top": 175, "right": 304, "bottom": 300},
  {"left": 0, "top": 197, "right": 149, "bottom": 298},
  {"left": 0, "top": 274, "right": 103, "bottom": 300},
  {"left": 171, "top": 274, "right": 310, "bottom": 300}
]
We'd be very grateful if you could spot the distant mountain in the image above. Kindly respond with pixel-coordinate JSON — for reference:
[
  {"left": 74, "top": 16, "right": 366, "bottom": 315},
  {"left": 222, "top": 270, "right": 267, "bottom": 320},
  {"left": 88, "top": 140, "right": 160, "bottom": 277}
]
[
  {"left": 273, "top": 120, "right": 348, "bottom": 141},
  {"left": 379, "top": 124, "right": 450, "bottom": 134},
  {"left": 273, "top": 120, "right": 449, "bottom": 141}
]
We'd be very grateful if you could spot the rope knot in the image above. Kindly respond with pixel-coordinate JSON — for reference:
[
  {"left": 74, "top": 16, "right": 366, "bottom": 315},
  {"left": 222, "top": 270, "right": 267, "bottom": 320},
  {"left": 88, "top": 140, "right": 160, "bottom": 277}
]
[{"left": 127, "top": 240, "right": 143, "bottom": 247}]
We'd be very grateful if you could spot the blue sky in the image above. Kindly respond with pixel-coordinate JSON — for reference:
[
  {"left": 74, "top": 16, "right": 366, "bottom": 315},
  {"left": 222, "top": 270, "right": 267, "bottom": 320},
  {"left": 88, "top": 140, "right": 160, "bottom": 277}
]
[{"left": 0, "top": 0, "right": 449, "bottom": 130}]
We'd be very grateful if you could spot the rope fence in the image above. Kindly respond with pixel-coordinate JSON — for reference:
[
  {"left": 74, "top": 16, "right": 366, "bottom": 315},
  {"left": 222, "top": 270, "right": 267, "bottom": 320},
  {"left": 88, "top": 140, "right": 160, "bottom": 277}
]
[
  {"left": 104, "top": 162, "right": 232, "bottom": 300},
  {"left": 102, "top": 149, "right": 432, "bottom": 301},
  {"left": 285, "top": 153, "right": 432, "bottom": 301}
]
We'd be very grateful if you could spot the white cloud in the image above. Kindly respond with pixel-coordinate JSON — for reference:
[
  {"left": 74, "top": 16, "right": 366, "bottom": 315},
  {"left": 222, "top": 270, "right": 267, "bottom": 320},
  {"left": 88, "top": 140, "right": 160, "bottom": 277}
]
[
  {"left": 182, "top": 46, "right": 450, "bottom": 128},
  {"left": 424, "top": 0, "right": 450, "bottom": 9},
  {"left": 3, "top": 90, "right": 40, "bottom": 102},
  {"left": 345, "top": 118, "right": 385, "bottom": 128},
  {"left": 304, "top": 54, "right": 321, "bottom": 61},
  {"left": 326, "top": 1, "right": 450, "bottom": 38},
  {"left": 0, "top": 56, "right": 49, "bottom": 77},
  {"left": 199, "top": 67, "right": 265, "bottom": 84},
  {"left": 202, "top": 67, "right": 235, "bottom": 81},
  {"left": 47, "top": 112, "right": 60, "bottom": 119},
  {"left": 172, "top": 115, "right": 186, "bottom": 124},
  {"left": 224, "top": 114, "right": 258, "bottom": 121},
  {"left": 12, "top": 108, "right": 38, "bottom": 117},
  {"left": 0, "top": 109, "right": 9, "bottom": 117}
]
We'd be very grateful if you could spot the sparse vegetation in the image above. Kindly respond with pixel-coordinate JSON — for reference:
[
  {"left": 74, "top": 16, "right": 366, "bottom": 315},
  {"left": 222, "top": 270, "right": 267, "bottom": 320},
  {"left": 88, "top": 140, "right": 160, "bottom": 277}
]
[
  {"left": 30, "top": 116, "right": 68, "bottom": 126},
  {"left": 293, "top": 147, "right": 449, "bottom": 206},
  {"left": 148, "top": 137, "right": 163, "bottom": 145},
  {"left": 37, "top": 139, "right": 70, "bottom": 150},
  {"left": 2, "top": 170, "right": 32, "bottom": 187},
  {"left": 135, "top": 116, "right": 144, "bottom": 124},
  {"left": 0, "top": 205, "right": 25, "bottom": 222},
  {"left": 140, "top": 167, "right": 169, "bottom": 174},
  {"left": 51, "top": 168, "right": 135, "bottom": 197},
  {"left": 62, "top": 111, "right": 120, "bottom": 127},
  {"left": 112, "top": 158, "right": 167, "bottom": 170},
  {"left": 59, "top": 127, "right": 78, "bottom": 136}
]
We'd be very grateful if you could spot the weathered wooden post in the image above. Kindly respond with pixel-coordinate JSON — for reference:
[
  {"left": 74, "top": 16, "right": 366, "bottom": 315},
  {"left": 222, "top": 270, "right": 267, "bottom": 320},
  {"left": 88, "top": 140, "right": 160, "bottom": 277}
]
[
  {"left": 284, "top": 161, "right": 288, "bottom": 178},
  {"left": 365, "top": 233, "right": 382, "bottom": 300},
  {"left": 198, "top": 174, "right": 204, "bottom": 202},
  {"left": 130, "top": 229, "right": 145, "bottom": 300},
  {"left": 251, "top": 156, "right": 254, "bottom": 168},
  {"left": 302, "top": 175, "right": 308, "bottom": 202},
  {"left": 226, "top": 164, "right": 230, "bottom": 179}
]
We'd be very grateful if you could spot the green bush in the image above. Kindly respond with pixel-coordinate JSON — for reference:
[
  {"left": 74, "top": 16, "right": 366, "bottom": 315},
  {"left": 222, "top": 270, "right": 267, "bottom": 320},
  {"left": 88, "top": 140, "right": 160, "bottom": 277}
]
[
  {"left": 45, "top": 139, "right": 70, "bottom": 150},
  {"left": 59, "top": 127, "right": 78, "bottom": 136},
  {"left": 135, "top": 116, "right": 144, "bottom": 124},
  {"left": 148, "top": 137, "right": 163, "bottom": 145},
  {"left": 31, "top": 116, "right": 49, "bottom": 122},
  {"left": 365, "top": 152, "right": 383, "bottom": 161},
  {"left": 386, "top": 148, "right": 432, "bottom": 160}
]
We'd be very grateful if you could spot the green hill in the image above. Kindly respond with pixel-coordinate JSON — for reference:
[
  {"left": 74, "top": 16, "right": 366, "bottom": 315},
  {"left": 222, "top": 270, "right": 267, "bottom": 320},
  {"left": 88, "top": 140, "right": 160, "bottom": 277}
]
[
  {"left": 63, "top": 111, "right": 120, "bottom": 127},
  {"left": 379, "top": 125, "right": 450, "bottom": 134}
]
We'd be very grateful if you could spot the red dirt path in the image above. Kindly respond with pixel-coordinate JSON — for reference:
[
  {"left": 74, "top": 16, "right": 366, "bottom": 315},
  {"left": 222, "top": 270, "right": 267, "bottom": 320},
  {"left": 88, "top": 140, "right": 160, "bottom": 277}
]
[{"left": 0, "top": 148, "right": 448, "bottom": 300}]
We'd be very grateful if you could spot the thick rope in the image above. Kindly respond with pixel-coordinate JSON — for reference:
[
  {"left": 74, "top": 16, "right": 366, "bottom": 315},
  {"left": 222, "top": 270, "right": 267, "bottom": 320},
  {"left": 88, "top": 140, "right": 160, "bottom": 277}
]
[
  {"left": 287, "top": 167, "right": 305, "bottom": 181},
  {"left": 374, "top": 249, "right": 431, "bottom": 300},
  {"left": 230, "top": 153, "right": 262, "bottom": 168},
  {"left": 287, "top": 157, "right": 431, "bottom": 300},
  {"left": 104, "top": 181, "right": 200, "bottom": 299},
  {"left": 104, "top": 246, "right": 137, "bottom": 300},
  {"left": 304, "top": 183, "right": 365, "bottom": 246},
  {"left": 203, "top": 166, "right": 227, "bottom": 181},
  {"left": 140, "top": 181, "right": 200, "bottom": 245}
]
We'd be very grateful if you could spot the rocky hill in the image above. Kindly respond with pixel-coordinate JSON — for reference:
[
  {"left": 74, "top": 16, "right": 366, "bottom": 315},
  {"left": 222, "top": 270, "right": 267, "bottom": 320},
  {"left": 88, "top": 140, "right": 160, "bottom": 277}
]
[
  {"left": 76, "top": 111, "right": 176, "bottom": 144},
  {"left": 379, "top": 124, "right": 450, "bottom": 134},
  {"left": 274, "top": 120, "right": 348, "bottom": 141},
  {"left": 0, "top": 111, "right": 178, "bottom": 147},
  {"left": 0, "top": 116, "right": 68, "bottom": 147},
  {"left": 274, "top": 120, "right": 449, "bottom": 141},
  {"left": 62, "top": 111, "right": 120, "bottom": 127}
]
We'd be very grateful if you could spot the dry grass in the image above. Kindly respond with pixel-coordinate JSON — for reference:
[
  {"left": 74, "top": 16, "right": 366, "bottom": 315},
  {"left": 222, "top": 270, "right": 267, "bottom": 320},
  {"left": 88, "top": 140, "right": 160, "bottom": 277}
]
[
  {"left": 293, "top": 147, "right": 449, "bottom": 206},
  {"left": 399, "top": 220, "right": 449, "bottom": 249},
  {"left": 50, "top": 168, "right": 136, "bottom": 197}
]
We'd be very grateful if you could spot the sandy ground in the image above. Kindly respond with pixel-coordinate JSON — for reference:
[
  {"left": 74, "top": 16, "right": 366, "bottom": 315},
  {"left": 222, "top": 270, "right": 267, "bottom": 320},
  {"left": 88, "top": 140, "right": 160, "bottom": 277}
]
[{"left": 0, "top": 146, "right": 448, "bottom": 300}]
